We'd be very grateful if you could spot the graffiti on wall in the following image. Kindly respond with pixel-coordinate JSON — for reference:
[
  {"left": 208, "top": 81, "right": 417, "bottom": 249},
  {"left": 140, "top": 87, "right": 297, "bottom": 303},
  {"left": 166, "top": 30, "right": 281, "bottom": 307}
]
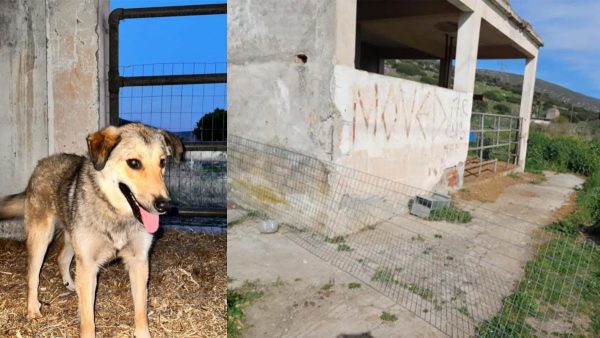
[{"left": 349, "top": 82, "right": 470, "bottom": 145}]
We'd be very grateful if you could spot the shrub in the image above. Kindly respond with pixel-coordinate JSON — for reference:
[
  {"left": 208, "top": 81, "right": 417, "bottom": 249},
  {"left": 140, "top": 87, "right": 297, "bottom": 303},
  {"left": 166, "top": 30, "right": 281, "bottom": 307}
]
[
  {"left": 493, "top": 103, "right": 511, "bottom": 115},
  {"left": 194, "top": 108, "right": 227, "bottom": 142},
  {"left": 392, "top": 62, "right": 424, "bottom": 76},
  {"left": 506, "top": 95, "right": 521, "bottom": 104},
  {"left": 473, "top": 100, "right": 489, "bottom": 113},
  {"left": 483, "top": 89, "right": 505, "bottom": 102},
  {"left": 420, "top": 75, "right": 438, "bottom": 85}
]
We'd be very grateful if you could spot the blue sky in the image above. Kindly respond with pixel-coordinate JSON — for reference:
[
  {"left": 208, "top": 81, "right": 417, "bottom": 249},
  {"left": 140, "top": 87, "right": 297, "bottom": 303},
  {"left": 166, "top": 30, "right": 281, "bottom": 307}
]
[
  {"left": 111, "top": 0, "right": 226, "bottom": 132},
  {"left": 478, "top": 0, "right": 600, "bottom": 99},
  {"left": 111, "top": 0, "right": 226, "bottom": 65}
]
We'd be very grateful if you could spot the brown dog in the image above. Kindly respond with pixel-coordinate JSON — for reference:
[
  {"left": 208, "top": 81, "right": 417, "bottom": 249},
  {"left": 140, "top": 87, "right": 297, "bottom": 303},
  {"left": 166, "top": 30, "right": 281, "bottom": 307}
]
[{"left": 0, "top": 123, "right": 183, "bottom": 338}]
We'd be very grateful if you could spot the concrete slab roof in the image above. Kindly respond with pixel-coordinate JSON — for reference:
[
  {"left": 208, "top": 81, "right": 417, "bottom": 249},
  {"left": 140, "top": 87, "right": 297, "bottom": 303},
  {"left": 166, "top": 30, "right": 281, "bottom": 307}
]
[
  {"left": 357, "top": 0, "right": 542, "bottom": 59},
  {"left": 488, "top": 0, "right": 543, "bottom": 47}
]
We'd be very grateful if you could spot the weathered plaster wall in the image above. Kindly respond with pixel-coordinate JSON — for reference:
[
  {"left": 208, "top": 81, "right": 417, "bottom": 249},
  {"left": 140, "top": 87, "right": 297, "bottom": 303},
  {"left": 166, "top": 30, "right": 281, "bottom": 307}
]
[
  {"left": 47, "top": 0, "right": 102, "bottom": 154},
  {"left": 333, "top": 66, "right": 471, "bottom": 191},
  {"left": 0, "top": 0, "right": 49, "bottom": 194},
  {"left": 228, "top": 0, "right": 339, "bottom": 161},
  {"left": 0, "top": 0, "right": 102, "bottom": 196}
]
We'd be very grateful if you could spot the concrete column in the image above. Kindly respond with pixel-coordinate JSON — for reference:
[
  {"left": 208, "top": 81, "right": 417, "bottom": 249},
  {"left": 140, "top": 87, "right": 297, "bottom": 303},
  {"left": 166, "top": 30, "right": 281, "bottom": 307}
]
[
  {"left": 516, "top": 55, "right": 538, "bottom": 171},
  {"left": 335, "top": 0, "right": 357, "bottom": 67},
  {"left": 47, "top": 0, "right": 102, "bottom": 154},
  {"left": 453, "top": 11, "right": 481, "bottom": 94}
]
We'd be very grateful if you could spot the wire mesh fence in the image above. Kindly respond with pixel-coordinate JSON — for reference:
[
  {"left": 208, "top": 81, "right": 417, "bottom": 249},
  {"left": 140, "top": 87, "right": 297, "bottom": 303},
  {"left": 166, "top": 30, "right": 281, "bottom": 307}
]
[
  {"left": 119, "top": 62, "right": 227, "bottom": 140},
  {"left": 165, "top": 151, "right": 227, "bottom": 210},
  {"left": 228, "top": 134, "right": 598, "bottom": 337},
  {"left": 115, "top": 62, "right": 227, "bottom": 228}
]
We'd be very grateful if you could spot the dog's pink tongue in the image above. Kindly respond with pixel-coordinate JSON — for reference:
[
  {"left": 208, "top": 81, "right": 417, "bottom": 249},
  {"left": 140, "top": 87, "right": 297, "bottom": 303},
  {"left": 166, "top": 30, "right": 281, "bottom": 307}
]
[{"left": 140, "top": 208, "right": 159, "bottom": 233}]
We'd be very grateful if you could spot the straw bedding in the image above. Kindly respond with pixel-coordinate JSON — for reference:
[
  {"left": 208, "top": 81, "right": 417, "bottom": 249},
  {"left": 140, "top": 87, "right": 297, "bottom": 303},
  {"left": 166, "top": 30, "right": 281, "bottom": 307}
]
[{"left": 0, "top": 230, "right": 226, "bottom": 337}]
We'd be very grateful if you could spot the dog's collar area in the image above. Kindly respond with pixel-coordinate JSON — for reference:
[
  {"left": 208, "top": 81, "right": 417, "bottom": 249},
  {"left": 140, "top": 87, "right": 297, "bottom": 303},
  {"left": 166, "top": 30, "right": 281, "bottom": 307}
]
[{"left": 118, "top": 183, "right": 143, "bottom": 224}]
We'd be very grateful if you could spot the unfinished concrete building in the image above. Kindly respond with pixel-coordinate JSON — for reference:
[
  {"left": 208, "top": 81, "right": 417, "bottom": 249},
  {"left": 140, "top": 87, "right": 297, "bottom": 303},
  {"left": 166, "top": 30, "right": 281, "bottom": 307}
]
[{"left": 228, "top": 0, "right": 542, "bottom": 192}]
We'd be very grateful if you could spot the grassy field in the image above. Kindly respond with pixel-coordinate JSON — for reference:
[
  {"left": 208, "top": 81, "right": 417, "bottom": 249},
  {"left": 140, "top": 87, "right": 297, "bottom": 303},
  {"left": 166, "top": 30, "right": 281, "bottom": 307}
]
[{"left": 476, "top": 130, "right": 600, "bottom": 337}]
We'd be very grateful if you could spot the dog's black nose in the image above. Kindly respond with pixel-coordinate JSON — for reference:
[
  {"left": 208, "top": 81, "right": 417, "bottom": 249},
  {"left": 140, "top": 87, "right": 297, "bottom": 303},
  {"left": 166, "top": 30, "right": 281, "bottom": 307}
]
[{"left": 154, "top": 197, "right": 172, "bottom": 213}]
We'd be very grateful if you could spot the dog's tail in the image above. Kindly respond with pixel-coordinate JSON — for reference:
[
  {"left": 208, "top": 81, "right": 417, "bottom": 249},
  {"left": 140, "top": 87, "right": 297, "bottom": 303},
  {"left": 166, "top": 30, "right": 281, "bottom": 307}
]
[{"left": 0, "top": 192, "right": 26, "bottom": 219}]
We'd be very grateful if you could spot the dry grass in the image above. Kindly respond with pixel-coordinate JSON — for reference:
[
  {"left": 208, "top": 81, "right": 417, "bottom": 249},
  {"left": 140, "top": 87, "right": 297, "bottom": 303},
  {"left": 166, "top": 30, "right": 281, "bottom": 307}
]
[
  {"left": 0, "top": 230, "right": 226, "bottom": 337},
  {"left": 457, "top": 171, "right": 543, "bottom": 203},
  {"left": 552, "top": 191, "right": 578, "bottom": 220}
]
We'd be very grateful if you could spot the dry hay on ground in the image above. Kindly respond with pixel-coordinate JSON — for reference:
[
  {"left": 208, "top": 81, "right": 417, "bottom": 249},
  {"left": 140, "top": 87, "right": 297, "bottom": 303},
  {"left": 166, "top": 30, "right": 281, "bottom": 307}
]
[{"left": 0, "top": 230, "right": 226, "bottom": 337}]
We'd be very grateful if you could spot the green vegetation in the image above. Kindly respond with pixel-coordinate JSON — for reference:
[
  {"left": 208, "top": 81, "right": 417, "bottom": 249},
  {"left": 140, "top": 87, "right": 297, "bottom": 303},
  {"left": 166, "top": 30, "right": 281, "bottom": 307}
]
[
  {"left": 337, "top": 243, "right": 353, "bottom": 252},
  {"left": 528, "top": 176, "right": 547, "bottom": 185},
  {"left": 321, "top": 279, "right": 335, "bottom": 292},
  {"left": 407, "top": 283, "right": 434, "bottom": 301},
  {"left": 380, "top": 311, "right": 398, "bottom": 322},
  {"left": 493, "top": 103, "right": 511, "bottom": 115},
  {"left": 526, "top": 130, "right": 600, "bottom": 176},
  {"left": 272, "top": 277, "right": 285, "bottom": 287},
  {"left": 507, "top": 171, "right": 522, "bottom": 179},
  {"left": 457, "top": 305, "right": 470, "bottom": 316},
  {"left": 428, "top": 205, "right": 472, "bottom": 223},
  {"left": 478, "top": 239, "right": 599, "bottom": 337},
  {"left": 385, "top": 59, "right": 600, "bottom": 123},
  {"left": 476, "top": 130, "right": 600, "bottom": 336},
  {"left": 526, "top": 130, "right": 600, "bottom": 235},
  {"left": 194, "top": 108, "right": 226, "bottom": 142},
  {"left": 411, "top": 234, "right": 425, "bottom": 242},
  {"left": 228, "top": 280, "right": 264, "bottom": 338},
  {"left": 372, "top": 267, "right": 398, "bottom": 284},
  {"left": 324, "top": 235, "right": 346, "bottom": 244},
  {"left": 348, "top": 282, "right": 362, "bottom": 289}
]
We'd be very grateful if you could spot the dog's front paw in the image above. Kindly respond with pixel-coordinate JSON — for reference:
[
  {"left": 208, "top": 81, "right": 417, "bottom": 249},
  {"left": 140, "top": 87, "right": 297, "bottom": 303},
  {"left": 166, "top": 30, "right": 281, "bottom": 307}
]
[
  {"left": 27, "top": 301, "right": 42, "bottom": 319},
  {"left": 134, "top": 328, "right": 151, "bottom": 338}
]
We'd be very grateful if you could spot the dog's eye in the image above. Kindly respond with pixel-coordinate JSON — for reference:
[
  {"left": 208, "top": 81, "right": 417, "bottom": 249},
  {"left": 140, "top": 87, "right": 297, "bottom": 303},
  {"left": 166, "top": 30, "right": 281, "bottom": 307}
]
[
  {"left": 159, "top": 158, "right": 166, "bottom": 168},
  {"left": 126, "top": 159, "right": 142, "bottom": 170}
]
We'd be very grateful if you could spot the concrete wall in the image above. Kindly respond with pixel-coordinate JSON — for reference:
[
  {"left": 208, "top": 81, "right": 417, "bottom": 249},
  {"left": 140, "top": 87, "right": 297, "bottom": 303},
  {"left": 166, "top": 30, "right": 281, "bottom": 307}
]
[
  {"left": 228, "top": 0, "right": 471, "bottom": 192},
  {"left": 333, "top": 66, "right": 471, "bottom": 191},
  {"left": 0, "top": 0, "right": 49, "bottom": 194},
  {"left": 228, "top": 0, "right": 340, "bottom": 161},
  {"left": 0, "top": 0, "right": 102, "bottom": 195}
]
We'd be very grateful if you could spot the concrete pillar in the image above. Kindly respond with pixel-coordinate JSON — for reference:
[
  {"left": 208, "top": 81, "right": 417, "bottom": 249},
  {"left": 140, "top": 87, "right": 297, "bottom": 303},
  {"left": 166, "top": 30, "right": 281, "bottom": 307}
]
[
  {"left": 335, "top": 0, "right": 357, "bottom": 67},
  {"left": 47, "top": 0, "right": 102, "bottom": 154},
  {"left": 516, "top": 55, "right": 538, "bottom": 171},
  {"left": 453, "top": 11, "right": 481, "bottom": 94}
]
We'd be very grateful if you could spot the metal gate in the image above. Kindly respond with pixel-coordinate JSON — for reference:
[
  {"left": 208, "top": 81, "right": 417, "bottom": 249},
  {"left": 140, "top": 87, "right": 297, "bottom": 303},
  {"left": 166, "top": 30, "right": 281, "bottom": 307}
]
[
  {"left": 108, "top": 4, "right": 226, "bottom": 220},
  {"left": 467, "top": 112, "right": 521, "bottom": 176}
]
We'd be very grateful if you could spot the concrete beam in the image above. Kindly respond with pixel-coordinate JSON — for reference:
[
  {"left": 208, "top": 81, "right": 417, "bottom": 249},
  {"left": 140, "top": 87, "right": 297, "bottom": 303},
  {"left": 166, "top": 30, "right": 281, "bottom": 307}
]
[
  {"left": 453, "top": 11, "right": 481, "bottom": 94},
  {"left": 516, "top": 55, "right": 538, "bottom": 171},
  {"left": 449, "top": 0, "right": 540, "bottom": 58}
]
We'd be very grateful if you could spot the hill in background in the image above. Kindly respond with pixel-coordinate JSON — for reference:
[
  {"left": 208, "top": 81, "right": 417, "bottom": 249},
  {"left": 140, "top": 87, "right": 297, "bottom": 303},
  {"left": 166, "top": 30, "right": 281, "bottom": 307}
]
[{"left": 384, "top": 60, "right": 600, "bottom": 122}]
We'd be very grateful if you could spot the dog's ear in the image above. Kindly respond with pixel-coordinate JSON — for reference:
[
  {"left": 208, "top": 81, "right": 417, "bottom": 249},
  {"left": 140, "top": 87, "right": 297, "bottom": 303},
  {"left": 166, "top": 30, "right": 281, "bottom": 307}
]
[
  {"left": 160, "top": 130, "right": 185, "bottom": 161},
  {"left": 87, "top": 126, "right": 121, "bottom": 171}
]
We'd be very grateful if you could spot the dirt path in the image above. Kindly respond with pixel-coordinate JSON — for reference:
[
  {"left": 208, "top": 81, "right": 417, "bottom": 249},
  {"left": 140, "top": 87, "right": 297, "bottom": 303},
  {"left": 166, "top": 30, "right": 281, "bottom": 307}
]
[{"left": 227, "top": 172, "right": 583, "bottom": 338}]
